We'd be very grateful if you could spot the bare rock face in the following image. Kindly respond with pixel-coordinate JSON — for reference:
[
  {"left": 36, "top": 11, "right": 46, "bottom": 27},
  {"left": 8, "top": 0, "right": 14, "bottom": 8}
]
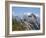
[
  {"left": 28, "top": 13, "right": 37, "bottom": 23},
  {"left": 22, "top": 13, "right": 40, "bottom": 30}
]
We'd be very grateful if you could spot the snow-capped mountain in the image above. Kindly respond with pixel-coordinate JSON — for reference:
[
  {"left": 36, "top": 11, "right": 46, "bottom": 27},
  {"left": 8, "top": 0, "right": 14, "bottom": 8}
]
[{"left": 12, "top": 13, "right": 40, "bottom": 30}]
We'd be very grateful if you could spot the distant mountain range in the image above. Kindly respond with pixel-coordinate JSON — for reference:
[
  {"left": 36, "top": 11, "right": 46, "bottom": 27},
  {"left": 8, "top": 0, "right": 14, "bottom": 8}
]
[
  {"left": 13, "top": 13, "right": 40, "bottom": 22},
  {"left": 12, "top": 13, "right": 40, "bottom": 30}
]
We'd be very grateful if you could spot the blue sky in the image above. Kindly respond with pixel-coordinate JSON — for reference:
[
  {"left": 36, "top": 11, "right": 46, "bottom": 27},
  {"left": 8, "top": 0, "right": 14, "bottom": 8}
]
[{"left": 12, "top": 7, "right": 40, "bottom": 17}]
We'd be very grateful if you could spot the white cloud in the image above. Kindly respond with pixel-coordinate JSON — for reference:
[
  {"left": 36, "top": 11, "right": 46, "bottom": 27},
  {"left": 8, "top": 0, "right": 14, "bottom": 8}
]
[
  {"left": 24, "top": 12, "right": 32, "bottom": 15},
  {"left": 27, "top": 13, "right": 31, "bottom": 15}
]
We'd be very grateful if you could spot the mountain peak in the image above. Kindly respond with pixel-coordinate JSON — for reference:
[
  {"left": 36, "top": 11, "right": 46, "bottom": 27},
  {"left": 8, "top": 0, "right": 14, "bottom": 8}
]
[{"left": 28, "top": 13, "right": 37, "bottom": 19}]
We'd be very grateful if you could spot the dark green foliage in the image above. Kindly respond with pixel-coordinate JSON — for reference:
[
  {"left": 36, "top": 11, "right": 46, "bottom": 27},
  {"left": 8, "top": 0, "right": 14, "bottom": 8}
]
[{"left": 12, "top": 18, "right": 26, "bottom": 31}]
